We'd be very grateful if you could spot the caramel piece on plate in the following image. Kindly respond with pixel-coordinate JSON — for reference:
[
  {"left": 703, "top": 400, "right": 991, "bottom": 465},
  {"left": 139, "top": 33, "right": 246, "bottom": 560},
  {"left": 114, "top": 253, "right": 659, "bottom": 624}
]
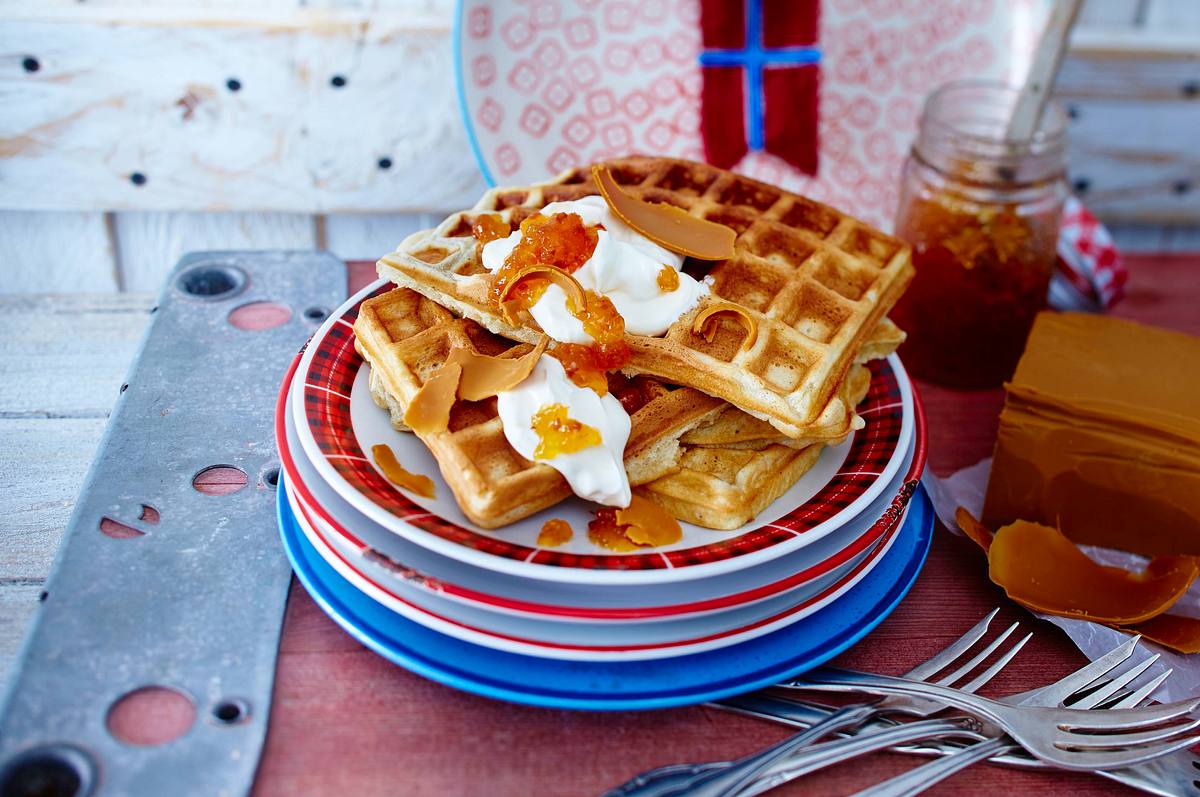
[
  {"left": 617, "top": 494, "right": 683, "bottom": 547},
  {"left": 371, "top": 444, "right": 436, "bottom": 498},
  {"left": 983, "top": 312, "right": 1200, "bottom": 556}
]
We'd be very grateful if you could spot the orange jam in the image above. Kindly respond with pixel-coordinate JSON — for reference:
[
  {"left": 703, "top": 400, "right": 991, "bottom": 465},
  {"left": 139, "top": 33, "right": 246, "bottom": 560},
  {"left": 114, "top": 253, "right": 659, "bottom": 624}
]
[
  {"left": 656, "top": 264, "right": 680, "bottom": 293},
  {"left": 531, "top": 403, "right": 602, "bottom": 460},
  {"left": 471, "top": 213, "right": 511, "bottom": 253},
  {"left": 491, "top": 211, "right": 630, "bottom": 394},
  {"left": 549, "top": 338, "right": 630, "bottom": 396},
  {"left": 491, "top": 213, "right": 598, "bottom": 308},
  {"left": 587, "top": 508, "right": 646, "bottom": 552},
  {"left": 537, "top": 518, "right": 573, "bottom": 547},
  {"left": 893, "top": 194, "right": 1059, "bottom": 388}
]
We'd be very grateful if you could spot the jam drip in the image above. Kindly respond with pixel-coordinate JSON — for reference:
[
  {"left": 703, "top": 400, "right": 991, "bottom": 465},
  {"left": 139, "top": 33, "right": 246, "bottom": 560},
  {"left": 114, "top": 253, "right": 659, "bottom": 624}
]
[
  {"left": 537, "top": 518, "right": 573, "bottom": 547},
  {"left": 549, "top": 289, "right": 630, "bottom": 395},
  {"left": 531, "top": 403, "right": 602, "bottom": 460},
  {"left": 657, "top": 264, "right": 680, "bottom": 293},
  {"left": 492, "top": 213, "right": 598, "bottom": 307},
  {"left": 587, "top": 508, "right": 645, "bottom": 552},
  {"left": 471, "top": 213, "right": 510, "bottom": 254},
  {"left": 486, "top": 211, "right": 630, "bottom": 395}
]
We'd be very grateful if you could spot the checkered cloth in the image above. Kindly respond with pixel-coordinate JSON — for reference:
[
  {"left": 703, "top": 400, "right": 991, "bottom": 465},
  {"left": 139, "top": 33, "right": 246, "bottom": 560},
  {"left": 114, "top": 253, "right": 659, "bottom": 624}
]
[{"left": 1051, "top": 197, "right": 1128, "bottom": 312}]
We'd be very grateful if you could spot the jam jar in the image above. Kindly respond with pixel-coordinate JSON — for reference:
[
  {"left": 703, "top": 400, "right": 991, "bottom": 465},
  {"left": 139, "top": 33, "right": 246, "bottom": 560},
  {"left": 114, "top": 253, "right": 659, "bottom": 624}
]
[{"left": 891, "top": 81, "right": 1068, "bottom": 389}]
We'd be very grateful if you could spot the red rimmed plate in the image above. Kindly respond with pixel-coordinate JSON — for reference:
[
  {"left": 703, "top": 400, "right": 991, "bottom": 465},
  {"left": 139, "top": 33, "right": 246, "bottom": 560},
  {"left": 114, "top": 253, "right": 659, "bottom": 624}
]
[
  {"left": 278, "top": 352, "right": 924, "bottom": 621},
  {"left": 290, "top": 280, "right": 916, "bottom": 584}
]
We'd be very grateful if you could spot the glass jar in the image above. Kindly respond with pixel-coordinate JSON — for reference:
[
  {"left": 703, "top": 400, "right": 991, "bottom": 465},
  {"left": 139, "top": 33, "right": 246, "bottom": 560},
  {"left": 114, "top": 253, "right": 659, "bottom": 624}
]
[{"left": 891, "top": 81, "right": 1068, "bottom": 389}]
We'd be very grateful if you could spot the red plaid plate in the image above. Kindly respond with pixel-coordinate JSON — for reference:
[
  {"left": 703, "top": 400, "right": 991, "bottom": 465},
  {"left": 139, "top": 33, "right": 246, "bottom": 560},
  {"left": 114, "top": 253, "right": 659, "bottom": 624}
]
[
  {"left": 289, "top": 280, "right": 917, "bottom": 585},
  {"left": 278, "top": 350, "right": 924, "bottom": 620}
]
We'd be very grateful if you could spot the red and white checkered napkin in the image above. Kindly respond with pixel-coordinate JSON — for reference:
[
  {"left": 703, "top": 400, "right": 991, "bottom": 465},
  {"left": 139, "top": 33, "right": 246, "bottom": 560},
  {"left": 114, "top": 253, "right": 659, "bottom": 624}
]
[{"left": 1050, "top": 196, "right": 1128, "bottom": 312}]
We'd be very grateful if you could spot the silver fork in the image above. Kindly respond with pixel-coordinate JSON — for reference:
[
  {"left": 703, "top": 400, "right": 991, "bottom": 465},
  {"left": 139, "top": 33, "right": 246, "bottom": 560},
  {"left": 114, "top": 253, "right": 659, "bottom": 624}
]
[
  {"left": 738, "top": 636, "right": 1178, "bottom": 797},
  {"left": 850, "top": 640, "right": 1175, "bottom": 797},
  {"left": 716, "top": 686, "right": 1200, "bottom": 796},
  {"left": 602, "top": 609, "right": 1029, "bottom": 797},
  {"left": 783, "top": 666, "right": 1200, "bottom": 771}
]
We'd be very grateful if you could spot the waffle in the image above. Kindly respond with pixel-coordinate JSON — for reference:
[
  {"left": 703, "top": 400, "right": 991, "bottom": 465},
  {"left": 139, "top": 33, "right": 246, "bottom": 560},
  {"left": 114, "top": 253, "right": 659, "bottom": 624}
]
[
  {"left": 681, "top": 317, "right": 903, "bottom": 450},
  {"left": 377, "top": 156, "right": 913, "bottom": 439},
  {"left": 354, "top": 288, "right": 725, "bottom": 528},
  {"left": 638, "top": 359, "right": 878, "bottom": 530}
]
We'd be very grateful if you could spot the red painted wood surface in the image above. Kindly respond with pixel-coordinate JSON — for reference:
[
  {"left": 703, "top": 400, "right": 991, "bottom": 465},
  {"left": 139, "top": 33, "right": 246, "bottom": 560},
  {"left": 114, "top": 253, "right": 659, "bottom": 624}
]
[{"left": 253, "top": 255, "right": 1199, "bottom": 796}]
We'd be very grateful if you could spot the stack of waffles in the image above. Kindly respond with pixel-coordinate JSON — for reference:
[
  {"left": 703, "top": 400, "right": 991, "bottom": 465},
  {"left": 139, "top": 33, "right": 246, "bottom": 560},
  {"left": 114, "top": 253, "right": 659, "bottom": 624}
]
[{"left": 359, "top": 157, "right": 914, "bottom": 533}]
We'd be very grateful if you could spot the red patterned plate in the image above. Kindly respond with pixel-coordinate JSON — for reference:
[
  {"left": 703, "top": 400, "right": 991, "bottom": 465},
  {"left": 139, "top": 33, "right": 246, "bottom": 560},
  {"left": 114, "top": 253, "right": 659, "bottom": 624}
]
[
  {"left": 279, "top": 349, "right": 924, "bottom": 620},
  {"left": 291, "top": 280, "right": 915, "bottom": 584}
]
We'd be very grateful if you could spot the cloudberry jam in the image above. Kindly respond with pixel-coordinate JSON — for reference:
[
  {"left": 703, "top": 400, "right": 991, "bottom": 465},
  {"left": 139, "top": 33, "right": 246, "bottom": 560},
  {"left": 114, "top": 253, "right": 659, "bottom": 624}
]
[
  {"left": 531, "top": 403, "right": 602, "bottom": 460},
  {"left": 657, "top": 265, "right": 680, "bottom": 293},
  {"left": 491, "top": 213, "right": 598, "bottom": 308},
  {"left": 587, "top": 508, "right": 645, "bottom": 552}
]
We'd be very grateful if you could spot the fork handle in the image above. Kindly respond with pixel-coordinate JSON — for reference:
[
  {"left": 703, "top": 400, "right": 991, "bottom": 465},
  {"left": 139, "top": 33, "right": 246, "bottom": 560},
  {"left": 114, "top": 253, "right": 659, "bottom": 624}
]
[
  {"left": 601, "top": 703, "right": 880, "bottom": 797},
  {"left": 736, "top": 717, "right": 985, "bottom": 797},
  {"left": 849, "top": 737, "right": 1015, "bottom": 797},
  {"left": 681, "top": 703, "right": 883, "bottom": 797}
]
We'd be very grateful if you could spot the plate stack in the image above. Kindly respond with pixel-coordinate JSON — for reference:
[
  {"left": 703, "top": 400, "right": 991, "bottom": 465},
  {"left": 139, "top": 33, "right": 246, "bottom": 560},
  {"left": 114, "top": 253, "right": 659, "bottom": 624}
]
[{"left": 275, "top": 161, "right": 932, "bottom": 710}]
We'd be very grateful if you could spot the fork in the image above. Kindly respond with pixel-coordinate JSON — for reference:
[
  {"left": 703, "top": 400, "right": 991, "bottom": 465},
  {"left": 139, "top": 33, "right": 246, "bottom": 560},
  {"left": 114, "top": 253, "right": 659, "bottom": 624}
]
[
  {"left": 602, "top": 609, "right": 1028, "bottom": 797},
  {"left": 740, "top": 636, "right": 1178, "bottom": 796},
  {"left": 849, "top": 639, "right": 1177, "bottom": 797},
  {"left": 784, "top": 666, "right": 1200, "bottom": 771},
  {"left": 717, "top": 681, "right": 1200, "bottom": 796}
]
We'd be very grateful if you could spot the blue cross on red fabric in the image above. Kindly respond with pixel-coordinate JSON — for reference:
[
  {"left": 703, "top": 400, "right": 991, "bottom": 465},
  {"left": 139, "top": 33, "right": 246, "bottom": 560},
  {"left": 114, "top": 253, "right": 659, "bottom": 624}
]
[{"left": 697, "top": 0, "right": 822, "bottom": 175}]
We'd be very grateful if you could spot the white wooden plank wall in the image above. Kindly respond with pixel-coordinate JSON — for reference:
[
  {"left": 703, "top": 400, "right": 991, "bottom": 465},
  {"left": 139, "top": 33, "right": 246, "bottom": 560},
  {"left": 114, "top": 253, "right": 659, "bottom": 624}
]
[{"left": 0, "top": 0, "right": 1197, "bottom": 294}]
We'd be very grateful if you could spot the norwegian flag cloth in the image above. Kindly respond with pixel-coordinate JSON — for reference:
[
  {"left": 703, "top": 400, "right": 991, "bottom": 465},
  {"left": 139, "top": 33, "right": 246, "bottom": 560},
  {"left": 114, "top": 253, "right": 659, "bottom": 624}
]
[
  {"left": 698, "top": 0, "right": 821, "bottom": 175},
  {"left": 1051, "top": 197, "right": 1128, "bottom": 312}
]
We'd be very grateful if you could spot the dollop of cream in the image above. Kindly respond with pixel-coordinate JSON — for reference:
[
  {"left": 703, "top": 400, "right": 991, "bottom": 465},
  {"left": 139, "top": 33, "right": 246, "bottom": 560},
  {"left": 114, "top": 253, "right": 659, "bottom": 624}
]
[
  {"left": 481, "top": 196, "right": 709, "bottom": 342},
  {"left": 496, "top": 354, "right": 631, "bottom": 507}
]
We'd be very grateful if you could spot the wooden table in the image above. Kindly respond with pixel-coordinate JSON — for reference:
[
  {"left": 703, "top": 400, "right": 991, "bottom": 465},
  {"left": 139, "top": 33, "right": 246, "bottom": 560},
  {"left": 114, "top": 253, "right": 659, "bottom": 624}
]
[{"left": 2, "top": 254, "right": 1197, "bottom": 795}]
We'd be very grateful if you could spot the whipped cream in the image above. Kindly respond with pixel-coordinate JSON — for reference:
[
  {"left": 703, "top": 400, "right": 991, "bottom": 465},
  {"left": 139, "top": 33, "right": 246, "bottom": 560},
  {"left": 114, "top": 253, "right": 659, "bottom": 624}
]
[
  {"left": 481, "top": 196, "right": 709, "bottom": 342},
  {"left": 496, "top": 354, "right": 631, "bottom": 507}
]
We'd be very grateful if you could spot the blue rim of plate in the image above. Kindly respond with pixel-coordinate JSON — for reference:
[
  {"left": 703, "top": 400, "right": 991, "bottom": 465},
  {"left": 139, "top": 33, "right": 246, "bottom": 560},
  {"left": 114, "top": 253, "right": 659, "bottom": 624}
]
[
  {"left": 454, "top": 0, "right": 496, "bottom": 187},
  {"left": 277, "top": 476, "right": 934, "bottom": 710}
]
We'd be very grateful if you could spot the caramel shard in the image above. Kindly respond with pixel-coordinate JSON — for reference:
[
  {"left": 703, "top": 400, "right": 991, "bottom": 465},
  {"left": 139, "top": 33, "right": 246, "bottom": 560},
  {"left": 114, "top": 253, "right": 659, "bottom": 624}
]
[
  {"left": 402, "top": 362, "right": 462, "bottom": 434},
  {"left": 448, "top": 337, "right": 548, "bottom": 401},
  {"left": 987, "top": 517, "right": 1199, "bottom": 624},
  {"left": 617, "top": 494, "right": 683, "bottom": 547},
  {"left": 497, "top": 264, "right": 588, "bottom": 314},
  {"left": 1125, "top": 614, "right": 1200, "bottom": 654},
  {"left": 537, "top": 518, "right": 573, "bottom": 548},
  {"left": 593, "top": 165, "right": 735, "bottom": 260},
  {"left": 983, "top": 312, "right": 1200, "bottom": 557},
  {"left": 692, "top": 301, "right": 758, "bottom": 354},
  {"left": 955, "top": 507, "right": 994, "bottom": 552},
  {"left": 371, "top": 443, "right": 436, "bottom": 498}
]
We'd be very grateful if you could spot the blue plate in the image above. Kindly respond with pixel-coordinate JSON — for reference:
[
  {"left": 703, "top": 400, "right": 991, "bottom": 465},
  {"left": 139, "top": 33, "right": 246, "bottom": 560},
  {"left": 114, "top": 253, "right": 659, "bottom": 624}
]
[{"left": 277, "top": 479, "right": 933, "bottom": 710}]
